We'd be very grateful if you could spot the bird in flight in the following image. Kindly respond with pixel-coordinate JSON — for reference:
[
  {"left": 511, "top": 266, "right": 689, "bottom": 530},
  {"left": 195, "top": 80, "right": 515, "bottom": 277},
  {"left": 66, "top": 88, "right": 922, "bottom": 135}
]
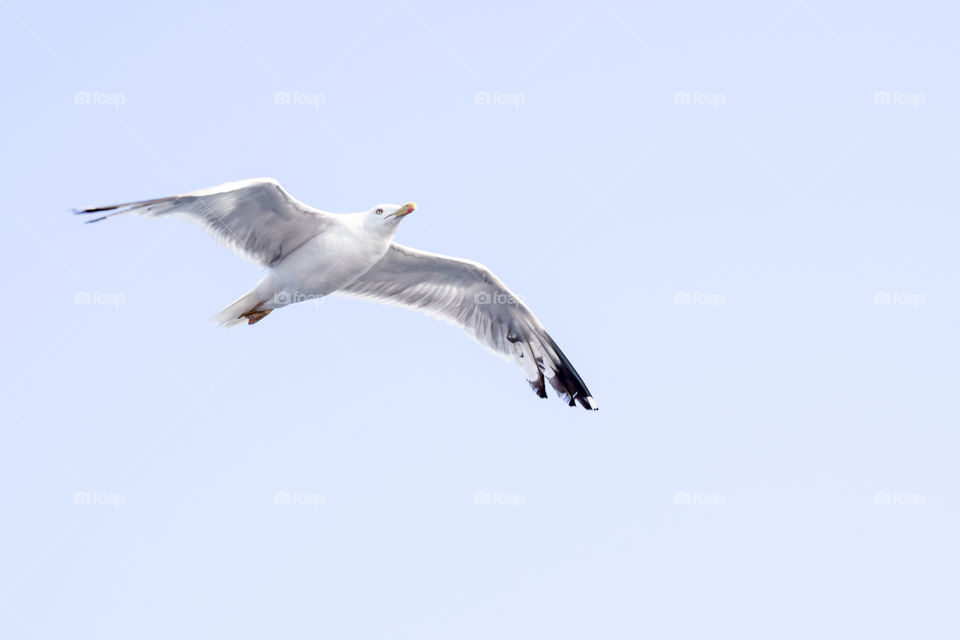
[{"left": 77, "top": 178, "right": 597, "bottom": 410}]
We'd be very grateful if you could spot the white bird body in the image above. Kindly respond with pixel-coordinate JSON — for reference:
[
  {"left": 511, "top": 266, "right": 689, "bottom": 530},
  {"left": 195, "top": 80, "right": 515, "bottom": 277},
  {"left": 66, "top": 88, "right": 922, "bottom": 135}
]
[
  {"left": 261, "top": 214, "right": 394, "bottom": 309},
  {"left": 77, "top": 178, "right": 598, "bottom": 410}
]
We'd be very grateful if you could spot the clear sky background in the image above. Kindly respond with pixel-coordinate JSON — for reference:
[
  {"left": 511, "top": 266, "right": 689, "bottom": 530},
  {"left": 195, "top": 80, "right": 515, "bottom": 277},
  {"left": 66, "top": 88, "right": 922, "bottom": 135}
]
[{"left": 1, "top": 1, "right": 958, "bottom": 638}]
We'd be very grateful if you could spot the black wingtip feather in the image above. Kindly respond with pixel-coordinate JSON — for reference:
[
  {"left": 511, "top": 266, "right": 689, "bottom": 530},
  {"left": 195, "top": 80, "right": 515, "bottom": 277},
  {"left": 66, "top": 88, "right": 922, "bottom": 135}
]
[
  {"left": 74, "top": 204, "right": 122, "bottom": 223},
  {"left": 542, "top": 334, "right": 598, "bottom": 411},
  {"left": 528, "top": 379, "right": 548, "bottom": 399},
  {"left": 75, "top": 204, "right": 122, "bottom": 215}
]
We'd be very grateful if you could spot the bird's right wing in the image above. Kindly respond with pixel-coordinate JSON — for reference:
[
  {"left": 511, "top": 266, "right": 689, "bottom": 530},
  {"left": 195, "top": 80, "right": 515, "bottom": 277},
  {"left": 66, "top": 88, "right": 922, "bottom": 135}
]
[
  {"left": 337, "top": 244, "right": 597, "bottom": 409},
  {"left": 75, "top": 178, "right": 335, "bottom": 267}
]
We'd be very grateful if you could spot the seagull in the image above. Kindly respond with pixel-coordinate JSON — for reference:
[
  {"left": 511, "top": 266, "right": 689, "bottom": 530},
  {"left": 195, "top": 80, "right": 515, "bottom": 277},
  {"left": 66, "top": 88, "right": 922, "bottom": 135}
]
[{"left": 77, "top": 178, "right": 597, "bottom": 410}]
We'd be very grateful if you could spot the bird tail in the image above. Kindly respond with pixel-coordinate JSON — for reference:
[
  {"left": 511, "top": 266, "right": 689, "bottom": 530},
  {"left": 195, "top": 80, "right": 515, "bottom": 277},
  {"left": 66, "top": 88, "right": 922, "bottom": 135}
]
[{"left": 213, "top": 290, "right": 265, "bottom": 327}]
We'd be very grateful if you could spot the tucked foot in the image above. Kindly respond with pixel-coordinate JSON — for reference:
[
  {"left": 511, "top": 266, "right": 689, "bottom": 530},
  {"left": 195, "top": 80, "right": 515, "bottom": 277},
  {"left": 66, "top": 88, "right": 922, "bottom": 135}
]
[{"left": 240, "top": 304, "right": 272, "bottom": 325}]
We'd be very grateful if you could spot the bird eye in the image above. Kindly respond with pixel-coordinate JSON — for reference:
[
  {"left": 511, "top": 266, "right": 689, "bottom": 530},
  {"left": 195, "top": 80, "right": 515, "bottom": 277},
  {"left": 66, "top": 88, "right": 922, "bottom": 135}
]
[{"left": 376, "top": 208, "right": 383, "bottom": 214}]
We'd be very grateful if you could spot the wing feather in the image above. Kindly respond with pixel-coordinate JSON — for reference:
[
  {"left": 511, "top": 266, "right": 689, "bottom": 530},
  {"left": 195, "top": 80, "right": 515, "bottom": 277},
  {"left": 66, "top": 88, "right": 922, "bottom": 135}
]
[
  {"left": 337, "top": 244, "right": 597, "bottom": 409},
  {"left": 76, "top": 178, "right": 334, "bottom": 267}
]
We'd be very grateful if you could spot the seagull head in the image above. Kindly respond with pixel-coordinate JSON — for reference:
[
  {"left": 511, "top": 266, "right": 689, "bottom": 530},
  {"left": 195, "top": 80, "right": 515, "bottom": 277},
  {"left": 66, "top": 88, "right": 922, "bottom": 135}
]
[{"left": 364, "top": 202, "right": 416, "bottom": 231}]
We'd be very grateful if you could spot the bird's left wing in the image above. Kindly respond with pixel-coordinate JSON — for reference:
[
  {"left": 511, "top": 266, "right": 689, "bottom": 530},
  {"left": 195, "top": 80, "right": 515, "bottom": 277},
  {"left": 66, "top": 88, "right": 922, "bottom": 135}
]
[
  {"left": 76, "top": 178, "right": 334, "bottom": 267},
  {"left": 337, "top": 244, "right": 597, "bottom": 410}
]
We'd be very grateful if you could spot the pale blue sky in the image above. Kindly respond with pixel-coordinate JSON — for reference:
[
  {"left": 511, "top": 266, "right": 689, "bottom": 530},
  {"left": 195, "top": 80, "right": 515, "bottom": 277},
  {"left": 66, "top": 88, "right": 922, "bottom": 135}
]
[{"left": 1, "top": 1, "right": 958, "bottom": 638}]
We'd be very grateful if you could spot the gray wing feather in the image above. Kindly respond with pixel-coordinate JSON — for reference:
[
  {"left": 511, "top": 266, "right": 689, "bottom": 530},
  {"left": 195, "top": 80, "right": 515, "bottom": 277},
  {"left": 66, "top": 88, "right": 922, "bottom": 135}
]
[
  {"left": 76, "top": 178, "right": 333, "bottom": 266},
  {"left": 337, "top": 244, "right": 597, "bottom": 410}
]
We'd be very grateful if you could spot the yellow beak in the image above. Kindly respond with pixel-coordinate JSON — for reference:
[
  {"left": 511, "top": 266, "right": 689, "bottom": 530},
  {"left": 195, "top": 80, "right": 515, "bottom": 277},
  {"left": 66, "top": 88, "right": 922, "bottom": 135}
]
[{"left": 396, "top": 202, "right": 417, "bottom": 218}]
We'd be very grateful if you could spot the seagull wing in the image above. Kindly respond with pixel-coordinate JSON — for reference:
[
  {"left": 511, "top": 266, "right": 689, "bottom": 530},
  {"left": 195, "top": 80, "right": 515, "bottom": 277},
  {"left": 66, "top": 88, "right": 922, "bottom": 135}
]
[
  {"left": 76, "top": 178, "right": 334, "bottom": 267},
  {"left": 337, "top": 244, "right": 597, "bottom": 410}
]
